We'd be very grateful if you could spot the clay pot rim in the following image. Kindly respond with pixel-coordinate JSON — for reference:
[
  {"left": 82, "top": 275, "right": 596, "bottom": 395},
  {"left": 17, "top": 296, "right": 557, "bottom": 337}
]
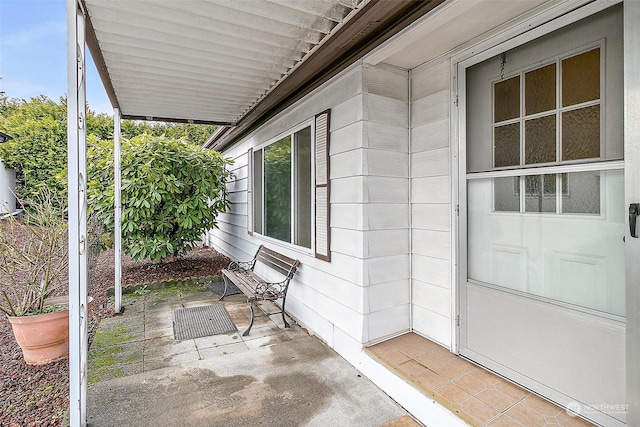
[{"left": 5, "top": 295, "right": 93, "bottom": 319}]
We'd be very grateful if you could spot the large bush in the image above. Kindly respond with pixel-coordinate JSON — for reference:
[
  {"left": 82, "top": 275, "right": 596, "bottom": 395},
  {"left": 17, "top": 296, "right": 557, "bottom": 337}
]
[
  {"left": 0, "top": 96, "right": 69, "bottom": 203},
  {"left": 0, "top": 96, "right": 217, "bottom": 203},
  {"left": 88, "top": 134, "right": 233, "bottom": 261}
]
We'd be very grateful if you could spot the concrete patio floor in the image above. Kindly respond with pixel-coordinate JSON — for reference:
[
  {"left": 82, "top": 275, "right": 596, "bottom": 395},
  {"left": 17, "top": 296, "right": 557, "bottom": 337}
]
[{"left": 86, "top": 282, "right": 421, "bottom": 427}]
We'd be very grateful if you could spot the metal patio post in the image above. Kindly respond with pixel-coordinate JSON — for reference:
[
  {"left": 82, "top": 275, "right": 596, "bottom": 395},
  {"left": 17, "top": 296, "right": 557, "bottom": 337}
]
[
  {"left": 67, "top": 0, "right": 89, "bottom": 425},
  {"left": 114, "top": 108, "right": 122, "bottom": 313}
]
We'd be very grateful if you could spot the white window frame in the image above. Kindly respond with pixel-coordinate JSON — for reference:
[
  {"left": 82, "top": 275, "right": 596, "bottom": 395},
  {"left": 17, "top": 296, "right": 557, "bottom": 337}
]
[{"left": 252, "top": 120, "right": 316, "bottom": 254}]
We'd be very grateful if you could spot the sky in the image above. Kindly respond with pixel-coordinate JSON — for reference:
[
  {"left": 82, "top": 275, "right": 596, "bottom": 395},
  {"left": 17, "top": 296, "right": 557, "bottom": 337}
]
[{"left": 0, "top": 0, "right": 112, "bottom": 115}]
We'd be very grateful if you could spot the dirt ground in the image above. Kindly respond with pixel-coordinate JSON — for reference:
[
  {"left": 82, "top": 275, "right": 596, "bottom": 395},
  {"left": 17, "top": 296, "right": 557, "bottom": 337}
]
[{"left": 0, "top": 245, "right": 230, "bottom": 427}]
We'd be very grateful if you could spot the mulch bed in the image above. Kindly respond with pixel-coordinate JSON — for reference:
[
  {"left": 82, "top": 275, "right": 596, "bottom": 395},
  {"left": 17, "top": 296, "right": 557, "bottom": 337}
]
[{"left": 0, "top": 245, "right": 230, "bottom": 427}]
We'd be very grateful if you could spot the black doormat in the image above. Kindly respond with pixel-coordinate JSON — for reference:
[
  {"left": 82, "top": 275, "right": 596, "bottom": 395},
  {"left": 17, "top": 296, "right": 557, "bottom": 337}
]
[
  {"left": 173, "top": 304, "right": 237, "bottom": 340},
  {"left": 205, "top": 280, "right": 241, "bottom": 297}
]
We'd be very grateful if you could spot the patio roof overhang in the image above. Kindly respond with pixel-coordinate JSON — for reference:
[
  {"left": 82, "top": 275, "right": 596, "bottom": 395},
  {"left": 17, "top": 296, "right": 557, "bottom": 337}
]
[{"left": 82, "top": 0, "right": 445, "bottom": 149}]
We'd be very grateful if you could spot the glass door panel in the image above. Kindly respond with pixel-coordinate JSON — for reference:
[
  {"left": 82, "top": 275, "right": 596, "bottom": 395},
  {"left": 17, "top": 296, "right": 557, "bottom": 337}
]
[{"left": 467, "top": 169, "right": 625, "bottom": 316}]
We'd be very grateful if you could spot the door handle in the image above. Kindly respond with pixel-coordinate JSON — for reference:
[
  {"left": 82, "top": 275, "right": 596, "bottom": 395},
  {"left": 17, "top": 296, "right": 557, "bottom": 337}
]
[{"left": 630, "top": 203, "right": 640, "bottom": 238}]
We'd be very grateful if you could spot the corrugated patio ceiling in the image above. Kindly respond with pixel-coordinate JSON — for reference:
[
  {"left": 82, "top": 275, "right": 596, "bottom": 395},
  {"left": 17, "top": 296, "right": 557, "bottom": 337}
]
[{"left": 83, "top": 0, "right": 369, "bottom": 125}]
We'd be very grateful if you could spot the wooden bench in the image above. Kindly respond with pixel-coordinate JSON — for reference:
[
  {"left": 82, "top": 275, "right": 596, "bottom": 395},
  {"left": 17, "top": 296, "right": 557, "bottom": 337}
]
[{"left": 219, "top": 245, "right": 300, "bottom": 336}]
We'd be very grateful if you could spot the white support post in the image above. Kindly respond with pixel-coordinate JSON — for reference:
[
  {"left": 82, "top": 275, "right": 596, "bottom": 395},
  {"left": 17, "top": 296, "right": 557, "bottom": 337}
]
[
  {"left": 67, "top": 0, "right": 88, "bottom": 425},
  {"left": 114, "top": 108, "right": 122, "bottom": 313}
]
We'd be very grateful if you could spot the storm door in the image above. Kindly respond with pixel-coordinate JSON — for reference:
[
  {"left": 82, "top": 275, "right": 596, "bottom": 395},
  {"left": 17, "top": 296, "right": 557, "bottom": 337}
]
[{"left": 460, "top": 5, "right": 626, "bottom": 426}]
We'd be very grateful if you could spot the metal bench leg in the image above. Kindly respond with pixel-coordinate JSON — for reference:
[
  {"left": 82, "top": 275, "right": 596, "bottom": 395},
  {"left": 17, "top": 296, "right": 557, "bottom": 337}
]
[
  {"left": 243, "top": 299, "right": 255, "bottom": 336},
  {"left": 281, "top": 295, "right": 290, "bottom": 328},
  {"left": 219, "top": 276, "right": 229, "bottom": 301}
]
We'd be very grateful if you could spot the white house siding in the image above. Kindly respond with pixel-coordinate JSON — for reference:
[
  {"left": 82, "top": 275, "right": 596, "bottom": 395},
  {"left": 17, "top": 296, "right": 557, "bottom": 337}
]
[
  {"left": 208, "top": 64, "right": 367, "bottom": 348},
  {"left": 208, "top": 61, "right": 415, "bottom": 348},
  {"left": 410, "top": 58, "right": 453, "bottom": 348},
  {"left": 359, "top": 64, "right": 410, "bottom": 344}
]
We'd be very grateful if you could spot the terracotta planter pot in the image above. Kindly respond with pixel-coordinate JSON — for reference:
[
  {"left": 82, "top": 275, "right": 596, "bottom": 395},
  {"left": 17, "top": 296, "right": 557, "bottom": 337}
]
[
  {"left": 6, "top": 296, "right": 93, "bottom": 365},
  {"left": 7, "top": 309, "right": 69, "bottom": 365}
]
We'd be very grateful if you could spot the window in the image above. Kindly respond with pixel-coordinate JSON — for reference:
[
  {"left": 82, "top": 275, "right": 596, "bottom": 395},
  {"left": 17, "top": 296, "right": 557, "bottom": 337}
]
[
  {"left": 252, "top": 125, "right": 313, "bottom": 249},
  {"left": 247, "top": 111, "right": 330, "bottom": 260},
  {"left": 465, "top": 5, "right": 625, "bottom": 316},
  {"left": 493, "top": 48, "right": 601, "bottom": 168},
  {"left": 489, "top": 47, "right": 606, "bottom": 215}
]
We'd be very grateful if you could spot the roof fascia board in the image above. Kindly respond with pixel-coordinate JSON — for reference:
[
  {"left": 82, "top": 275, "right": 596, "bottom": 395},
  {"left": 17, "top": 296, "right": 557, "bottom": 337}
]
[
  {"left": 81, "top": 0, "right": 120, "bottom": 112},
  {"left": 122, "top": 115, "right": 234, "bottom": 126},
  {"left": 211, "top": 0, "right": 445, "bottom": 152}
]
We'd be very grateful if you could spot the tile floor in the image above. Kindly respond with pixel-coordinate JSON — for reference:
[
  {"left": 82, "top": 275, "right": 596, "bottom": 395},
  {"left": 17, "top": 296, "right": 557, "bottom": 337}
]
[{"left": 368, "top": 333, "right": 595, "bottom": 427}]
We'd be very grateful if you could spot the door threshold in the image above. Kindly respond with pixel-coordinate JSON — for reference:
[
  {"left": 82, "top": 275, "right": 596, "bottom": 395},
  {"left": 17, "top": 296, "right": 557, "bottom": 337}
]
[{"left": 366, "top": 333, "right": 595, "bottom": 427}]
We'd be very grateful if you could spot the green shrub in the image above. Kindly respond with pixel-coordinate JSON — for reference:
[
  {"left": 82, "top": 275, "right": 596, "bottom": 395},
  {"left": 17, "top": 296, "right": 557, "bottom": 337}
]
[{"left": 87, "top": 134, "right": 233, "bottom": 261}]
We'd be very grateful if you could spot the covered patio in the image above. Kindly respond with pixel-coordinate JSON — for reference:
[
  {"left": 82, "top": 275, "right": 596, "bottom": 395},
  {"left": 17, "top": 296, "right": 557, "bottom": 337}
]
[
  {"left": 67, "top": 0, "right": 446, "bottom": 425},
  {"left": 67, "top": 1, "right": 640, "bottom": 426}
]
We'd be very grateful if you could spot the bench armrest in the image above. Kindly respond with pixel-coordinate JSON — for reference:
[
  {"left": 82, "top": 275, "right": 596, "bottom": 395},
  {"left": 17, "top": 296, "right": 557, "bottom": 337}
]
[
  {"left": 228, "top": 260, "right": 254, "bottom": 272},
  {"left": 255, "top": 280, "right": 287, "bottom": 299}
]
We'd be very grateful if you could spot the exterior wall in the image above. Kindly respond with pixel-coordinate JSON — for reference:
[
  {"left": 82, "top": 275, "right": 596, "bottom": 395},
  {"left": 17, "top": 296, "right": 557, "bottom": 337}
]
[
  {"left": 360, "top": 64, "right": 410, "bottom": 344},
  {"left": 410, "top": 58, "right": 453, "bottom": 348},
  {"left": 208, "top": 61, "right": 413, "bottom": 347},
  {"left": 208, "top": 64, "right": 369, "bottom": 347},
  {"left": 0, "top": 160, "right": 16, "bottom": 214}
]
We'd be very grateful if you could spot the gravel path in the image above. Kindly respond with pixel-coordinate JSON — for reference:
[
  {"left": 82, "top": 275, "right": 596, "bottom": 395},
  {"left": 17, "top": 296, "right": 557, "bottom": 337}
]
[{"left": 0, "top": 246, "right": 230, "bottom": 426}]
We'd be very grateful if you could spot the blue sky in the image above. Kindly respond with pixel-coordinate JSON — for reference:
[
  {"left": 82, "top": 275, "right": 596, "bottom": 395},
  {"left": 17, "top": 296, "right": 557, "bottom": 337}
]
[{"left": 0, "top": 0, "right": 111, "bottom": 115}]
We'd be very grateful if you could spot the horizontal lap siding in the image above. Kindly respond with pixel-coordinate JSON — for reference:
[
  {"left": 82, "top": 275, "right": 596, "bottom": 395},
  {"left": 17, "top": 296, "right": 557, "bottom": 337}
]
[
  {"left": 411, "top": 58, "right": 453, "bottom": 349},
  {"left": 207, "top": 65, "right": 367, "bottom": 345},
  {"left": 361, "top": 64, "right": 411, "bottom": 344}
]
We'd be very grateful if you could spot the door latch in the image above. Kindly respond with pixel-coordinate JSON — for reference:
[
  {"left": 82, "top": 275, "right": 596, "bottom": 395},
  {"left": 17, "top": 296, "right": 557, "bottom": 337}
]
[{"left": 630, "top": 203, "right": 640, "bottom": 238}]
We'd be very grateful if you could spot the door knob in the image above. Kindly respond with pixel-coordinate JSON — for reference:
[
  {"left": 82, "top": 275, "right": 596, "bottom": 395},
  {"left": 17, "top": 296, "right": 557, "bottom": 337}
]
[{"left": 630, "top": 203, "right": 639, "bottom": 238}]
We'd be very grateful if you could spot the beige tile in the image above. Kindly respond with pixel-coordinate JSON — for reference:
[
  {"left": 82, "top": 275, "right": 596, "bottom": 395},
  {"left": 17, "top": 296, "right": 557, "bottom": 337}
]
[
  {"left": 469, "top": 367, "right": 502, "bottom": 386},
  {"left": 376, "top": 347, "right": 412, "bottom": 366},
  {"left": 397, "top": 359, "right": 430, "bottom": 379},
  {"left": 555, "top": 410, "right": 596, "bottom": 426},
  {"left": 435, "top": 357, "right": 477, "bottom": 380},
  {"left": 460, "top": 396, "right": 499, "bottom": 425},
  {"left": 370, "top": 339, "right": 398, "bottom": 354},
  {"left": 397, "top": 340, "right": 432, "bottom": 358},
  {"left": 413, "top": 350, "right": 450, "bottom": 372},
  {"left": 476, "top": 387, "right": 521, "bottom": 412},
  {"left": 519, "top": 395, "right": 563, "bottom": 417},
  {"left": 495, "top": 380, "right": 530, "bottom": 402},
  {"left": 505, "top": 401, "right": 547, "bottom": 426},
  {"left": 484, "top": 414, "right": 525, "bottom": 427},
  {"left": 434, "top": 382, "right": 474, "bottom": 406},
  {"left": 414, "top": 368, "right": 448, "bottom": 391},
  {"left": 454, "top": 372, "right": 487, "bottom": 395},
  {"left": 390, "top": 333, "right": 429, "bottom": 348}
]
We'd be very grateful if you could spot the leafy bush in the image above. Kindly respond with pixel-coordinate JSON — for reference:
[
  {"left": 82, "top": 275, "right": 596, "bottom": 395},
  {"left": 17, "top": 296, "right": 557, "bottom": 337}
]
[
  {"left": 0, "top": 96, "right": 68, "bottom": 203},
  {"left": 0, "top": 96, "right": 217, "bottom": 204},
  {"left": 88, "top": 134, "right": 233, "bottom": 261}
]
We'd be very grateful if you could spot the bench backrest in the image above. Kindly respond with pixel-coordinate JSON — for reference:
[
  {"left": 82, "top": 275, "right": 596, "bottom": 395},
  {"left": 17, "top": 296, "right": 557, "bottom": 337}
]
[{"left": 253, "top": 245, "right": 300, "bottom": 280}]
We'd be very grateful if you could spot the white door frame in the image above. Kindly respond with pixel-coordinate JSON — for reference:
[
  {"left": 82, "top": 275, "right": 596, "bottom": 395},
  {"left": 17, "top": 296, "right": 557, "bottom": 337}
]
[
  {"left": 452, "top": 1, "right": 630, "bottom": 426},
  {"left": 623, "top": 1, "right": 640, "bottom": 425}
]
